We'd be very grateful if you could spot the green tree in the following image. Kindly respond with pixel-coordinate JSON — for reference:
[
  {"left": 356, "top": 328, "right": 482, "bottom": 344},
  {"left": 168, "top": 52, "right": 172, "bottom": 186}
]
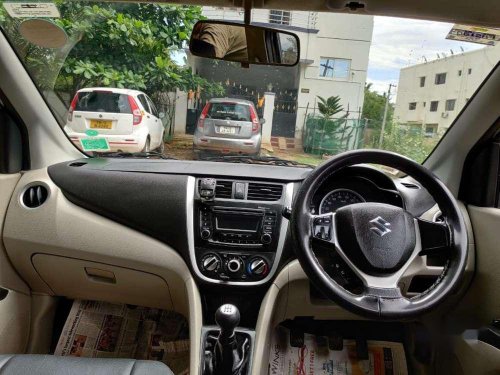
[
  {"left": 317, "top": 95, "right": 344, "bottom": 119},
  {"left": 361, "top": 84, "right": 439, "bottom": 162},
  {"left": 362, "top": 83, "right": 394, "bottom": 144},
  {"left": 380, "top": 128, "right": 438, "bottom": 163},
  {"left": 0, "top": 1, "right": 224, "bottom": 100}
]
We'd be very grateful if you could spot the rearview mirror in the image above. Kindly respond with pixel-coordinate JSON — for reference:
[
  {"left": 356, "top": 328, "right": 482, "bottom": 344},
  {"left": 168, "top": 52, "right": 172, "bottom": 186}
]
[{"left": 189, "top": 20, "right": 299, "bottom": 67}]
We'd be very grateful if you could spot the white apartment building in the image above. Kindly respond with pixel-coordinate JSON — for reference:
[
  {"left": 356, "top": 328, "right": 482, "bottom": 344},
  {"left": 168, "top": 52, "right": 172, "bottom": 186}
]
[
  {"left": 394, "top": 45, "right": 500, "bottom": 137},
  {"left": 182, "top": 7, "right": 373, "bottom": 142}
]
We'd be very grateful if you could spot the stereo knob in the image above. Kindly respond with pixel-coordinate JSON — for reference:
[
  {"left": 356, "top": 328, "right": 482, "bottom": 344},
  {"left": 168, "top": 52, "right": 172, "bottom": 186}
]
[
  {"left": 226, "top": 258, "right": 242, "bottom": 273},
  {"left": 201, "top": 229, "right": 211, "bottom": 240},
  {"left": 261, "top": 233, "right": 272, "bottom": 244},
  {"left": 202, "top": 254, "right": 220, "bottom": 272},
  {"left": 248, "top": 258, "right": 269, "bottom": 277}
]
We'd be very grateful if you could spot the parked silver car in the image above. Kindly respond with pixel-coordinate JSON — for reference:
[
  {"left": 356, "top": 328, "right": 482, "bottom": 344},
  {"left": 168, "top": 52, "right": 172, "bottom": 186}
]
[{"left": 193, "top": 98, "right": 264, "bottom": 157}]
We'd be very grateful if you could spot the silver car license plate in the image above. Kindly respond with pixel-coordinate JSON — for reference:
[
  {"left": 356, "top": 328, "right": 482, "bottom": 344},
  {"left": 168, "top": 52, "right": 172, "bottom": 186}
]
[{"left": 218, "top": 126, "right": 236, "bottom": 134}]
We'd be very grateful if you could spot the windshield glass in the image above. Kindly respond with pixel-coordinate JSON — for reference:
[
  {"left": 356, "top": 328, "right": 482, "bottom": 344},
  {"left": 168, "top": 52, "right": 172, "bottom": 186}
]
[
  {"left": 1, "top": 1, "right": 498, "bottom": 164},
  {"left": 75, "top": 91, "right": 132, "bottom": 113}
]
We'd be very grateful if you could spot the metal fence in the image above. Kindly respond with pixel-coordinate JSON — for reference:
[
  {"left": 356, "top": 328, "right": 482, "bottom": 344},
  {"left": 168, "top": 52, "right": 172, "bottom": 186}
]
[{"left": 303, "top": 115, "right": 366, "bottom": 155}]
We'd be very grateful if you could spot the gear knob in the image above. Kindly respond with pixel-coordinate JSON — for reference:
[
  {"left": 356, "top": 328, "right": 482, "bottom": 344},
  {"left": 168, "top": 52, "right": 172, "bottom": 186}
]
[{"left": 215, "top": 304, "right": 240, "bottom": 340}]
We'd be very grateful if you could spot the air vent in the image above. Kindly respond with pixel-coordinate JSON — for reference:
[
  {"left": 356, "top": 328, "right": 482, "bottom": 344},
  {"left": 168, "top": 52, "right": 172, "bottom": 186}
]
[
  {"left": 401, "top": 182, "right": 420, "bottom": 189},
  {"left": 215, "top": 180, "right": 233, "bottom": 199},
  {"left": 247, "top": 182, "right": 283, "bottom": 201},
  {"left": 433, "top": 211, "right": 444, "bottom": 223},
  {"left": 197, "top": 179, "right": 233, "bottom": 199},
  {"left": 22, "top": 185, "right": 48, "bottom": 208}
]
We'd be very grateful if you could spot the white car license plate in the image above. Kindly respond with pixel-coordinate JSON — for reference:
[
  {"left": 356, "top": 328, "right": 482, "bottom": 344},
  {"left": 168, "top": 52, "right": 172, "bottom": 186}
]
[{"left": 218, "top": 126, "right": 236, "bottom": 134}]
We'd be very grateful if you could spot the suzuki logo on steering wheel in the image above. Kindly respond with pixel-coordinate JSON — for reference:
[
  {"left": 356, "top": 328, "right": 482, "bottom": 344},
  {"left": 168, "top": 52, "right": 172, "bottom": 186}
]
[{"left": 369, "top": 216, "right": 392, "bottom": 237}]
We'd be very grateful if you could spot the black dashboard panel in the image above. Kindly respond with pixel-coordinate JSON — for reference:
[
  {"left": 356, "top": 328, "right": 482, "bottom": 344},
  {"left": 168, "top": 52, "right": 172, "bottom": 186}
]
[
  {"left": 48, "top": 160, "right": 191, "bottom": 262},
  {"left": 64, "top": 158, "right": 311, "bottom": 181}
]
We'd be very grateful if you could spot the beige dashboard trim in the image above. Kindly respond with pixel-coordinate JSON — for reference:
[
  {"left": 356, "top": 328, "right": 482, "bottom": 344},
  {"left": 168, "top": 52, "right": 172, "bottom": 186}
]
[{"left": 0, "top": 173, "right": 29, "bottom": 294}]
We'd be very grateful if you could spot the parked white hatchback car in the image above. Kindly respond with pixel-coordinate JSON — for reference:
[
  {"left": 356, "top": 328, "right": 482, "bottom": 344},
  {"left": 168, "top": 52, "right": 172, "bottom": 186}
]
[{"left": 64, "top": 88, "right": 164, "bottom": 153}]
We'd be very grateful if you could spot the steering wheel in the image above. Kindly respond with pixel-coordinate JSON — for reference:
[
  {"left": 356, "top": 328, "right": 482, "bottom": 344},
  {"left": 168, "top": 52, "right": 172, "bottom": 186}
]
[{"left": 291, "top": 150, "right": 468, "bottom": 319}]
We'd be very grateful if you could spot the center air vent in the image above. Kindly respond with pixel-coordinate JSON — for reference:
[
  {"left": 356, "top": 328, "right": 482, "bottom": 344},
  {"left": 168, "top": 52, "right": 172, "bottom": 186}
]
[
  {"left": 22, "top": 185, "right": 48, "bottom": 208},
  {"left": 247, "top": 182, "right": 283, "bottom": 201},
  {"left": 215, "top": 180, "right": 233, "bottom": 199}
]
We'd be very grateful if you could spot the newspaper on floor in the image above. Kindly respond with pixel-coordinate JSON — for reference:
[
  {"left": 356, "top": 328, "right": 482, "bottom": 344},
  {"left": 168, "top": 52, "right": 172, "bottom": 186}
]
[
  {"left": 269, "top": 326, "right": 408, "bottom": 375},
  {"left": 54, "top": 300, "right": 190, "bottom": 375}
]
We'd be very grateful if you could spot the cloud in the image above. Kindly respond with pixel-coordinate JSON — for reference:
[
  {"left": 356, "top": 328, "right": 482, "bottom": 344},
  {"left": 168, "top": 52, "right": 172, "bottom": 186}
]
[{"left": 367, "top": 16, "right": 484, "bottom": 94}]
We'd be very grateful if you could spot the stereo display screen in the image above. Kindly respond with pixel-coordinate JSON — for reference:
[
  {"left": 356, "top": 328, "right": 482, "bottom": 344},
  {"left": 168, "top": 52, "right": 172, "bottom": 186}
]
[{"left": 215, "top": 213, "right": 261, "bottom": 232}]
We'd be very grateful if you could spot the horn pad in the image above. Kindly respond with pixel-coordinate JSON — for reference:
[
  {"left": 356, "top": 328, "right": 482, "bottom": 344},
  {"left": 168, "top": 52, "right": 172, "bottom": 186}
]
[{"left": 335, "top": 203, "right": 416, "bottom": 275}]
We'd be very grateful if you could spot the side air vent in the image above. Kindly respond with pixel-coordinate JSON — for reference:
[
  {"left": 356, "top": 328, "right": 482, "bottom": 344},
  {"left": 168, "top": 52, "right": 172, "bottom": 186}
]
[
  {"left": 247, "top": 182, "right": 283, "bottom": 201},
  {"left": 401, "top": 182, "right": 420, "bottom": 189},
  {"left": 215, "top": 180, "right": 233, "bottom": 199},
  {"left": 433, "top": 211, "right": 444, "bottom": 223},
  {"left": 22, "top": 185, "right": 48, "bottom": 208}
]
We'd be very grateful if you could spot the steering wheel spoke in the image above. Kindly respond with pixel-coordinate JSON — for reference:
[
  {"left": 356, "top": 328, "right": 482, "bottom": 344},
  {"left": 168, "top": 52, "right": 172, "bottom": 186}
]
[
  {"left": 416, "top": 218, "right": 452, "bottom": 256},
  {"left": 310, "top": 212, "right": 335, "bottom": 245}
]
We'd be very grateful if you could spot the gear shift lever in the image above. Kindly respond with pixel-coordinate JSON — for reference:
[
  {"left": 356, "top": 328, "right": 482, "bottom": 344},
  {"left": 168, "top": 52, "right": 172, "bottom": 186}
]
[
  {"left": 215, "top": 304, "right": 240, "bottom": 345},
  {"left": 203, "top": 304, "right": 248, "bottom": 375}
]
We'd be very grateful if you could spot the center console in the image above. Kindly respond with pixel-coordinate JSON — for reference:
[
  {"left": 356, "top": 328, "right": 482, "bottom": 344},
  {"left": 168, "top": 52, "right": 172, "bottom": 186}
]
[{"left": 188, "top": 177, "right": 293, "bottom": 285}]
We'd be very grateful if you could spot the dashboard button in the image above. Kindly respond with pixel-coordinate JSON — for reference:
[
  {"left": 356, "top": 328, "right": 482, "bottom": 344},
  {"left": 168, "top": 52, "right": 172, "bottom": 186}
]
[
  {"left": 234, "top": 182, "right": 245, "bottom": 199},
  {"left": 247, "top": 258, "right": 269, "bottom": 277},
  {"left": 201, "top": 254, "right": 220, "bottom": 273},
  {"left": 227, "top": 258, "right": 242, "bottom": 273},
  {"left": 261, "top": 233, "right": 272, "bottom": 244}
]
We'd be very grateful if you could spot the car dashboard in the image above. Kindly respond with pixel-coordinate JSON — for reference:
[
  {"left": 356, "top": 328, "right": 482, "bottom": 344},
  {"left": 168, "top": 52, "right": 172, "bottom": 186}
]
[
  {"left": 1, "top": 156, "right": 447, "bottom": 369},
  {"left": 44, "top": 158, "right": 435, "bottom": 292}
]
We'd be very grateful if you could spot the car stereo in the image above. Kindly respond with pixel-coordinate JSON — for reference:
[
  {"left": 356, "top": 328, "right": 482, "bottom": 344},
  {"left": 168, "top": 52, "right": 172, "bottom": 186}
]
[
  {"left": 198, "top": 206, "right": 277, "bottom": 246},
  {"left": 193, "top": 177, "right": 290, "bottom": 284}
]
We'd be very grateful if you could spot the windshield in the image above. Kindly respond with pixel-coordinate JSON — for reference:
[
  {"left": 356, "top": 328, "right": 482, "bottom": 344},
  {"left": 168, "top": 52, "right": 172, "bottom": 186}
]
[
  {"left": 74, "top": 91, "right": 132, "bottom": 113},
  {"left": 1, "top": 1, "right": 498, "bottom": 164},
  {"left": 208, "top": 102, "right": 251, "bottom": 121}
]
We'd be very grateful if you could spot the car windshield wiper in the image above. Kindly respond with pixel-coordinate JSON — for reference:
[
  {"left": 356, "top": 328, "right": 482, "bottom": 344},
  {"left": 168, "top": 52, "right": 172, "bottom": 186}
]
[
  {"left": 201, "top": 155, "right": 313, "bottom": 168},
  {"left": 95, "top": 151, "right": 177, "bottom": 160}
]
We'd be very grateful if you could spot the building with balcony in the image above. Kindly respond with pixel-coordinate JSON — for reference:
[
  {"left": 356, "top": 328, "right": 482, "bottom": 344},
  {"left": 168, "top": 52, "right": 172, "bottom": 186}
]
[
  {"left": 178, "top": 7, "right": 373, "bottom": 147},
  {"left": 394, "top": 45, "right": 500, "bottom": 137}
]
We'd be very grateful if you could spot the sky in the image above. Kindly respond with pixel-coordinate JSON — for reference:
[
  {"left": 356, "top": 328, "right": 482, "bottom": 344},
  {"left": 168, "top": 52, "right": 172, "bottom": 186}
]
[{"left": 366, "top": 17, "right": 484, "bottom": 97}]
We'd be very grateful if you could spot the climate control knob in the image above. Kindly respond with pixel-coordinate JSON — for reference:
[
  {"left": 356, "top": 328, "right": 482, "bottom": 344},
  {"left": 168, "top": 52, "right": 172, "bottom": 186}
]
[
  {"left": 201, "top": 254, "right": 220, "bottom": 273},
  {"left": 201, "top": 229, "right": 211, "bottom": 240},
  {"left": 261, "top": 233, "right": 272, "bottom": 244},
  {"left": 226, "top": 258, "right": 242, "bottom": 274},
  {"left": 247, "top": 258, "right": 269, "bottom": 277}
]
